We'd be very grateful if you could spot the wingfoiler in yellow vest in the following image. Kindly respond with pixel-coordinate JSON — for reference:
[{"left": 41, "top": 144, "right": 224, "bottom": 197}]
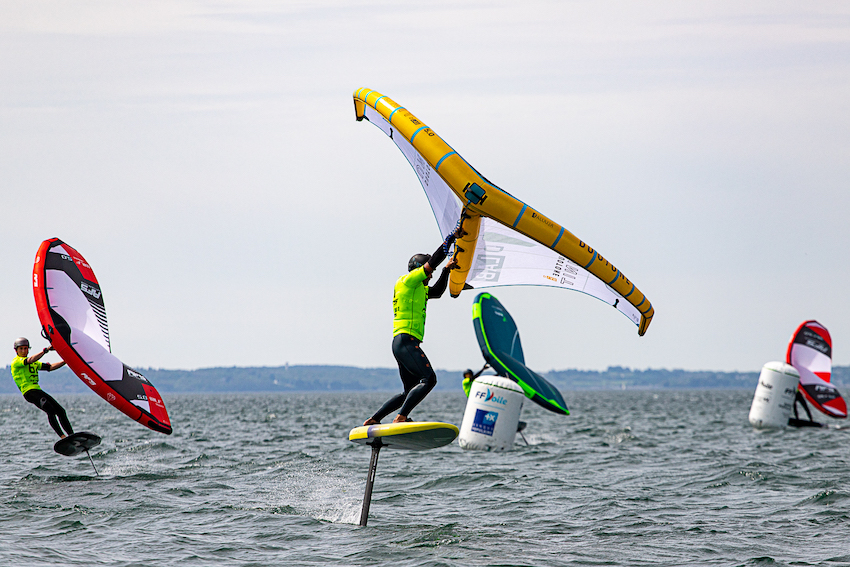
[
  {"left": 392, "top": 267, "right": 429, "bottom": 341},
  {"left": 10, "top": 355, "right": 45, "bottom": 395}
]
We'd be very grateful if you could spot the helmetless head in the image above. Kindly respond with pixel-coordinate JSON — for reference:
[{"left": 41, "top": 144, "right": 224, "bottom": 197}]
[{"left": 408, "top": 254, "right": 431, "bottom": 272}]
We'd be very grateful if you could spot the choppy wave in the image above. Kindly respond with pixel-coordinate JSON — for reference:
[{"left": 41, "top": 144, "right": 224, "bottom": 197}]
[{"left": 2, "top": 389, "right": 850, "bottom": 566}]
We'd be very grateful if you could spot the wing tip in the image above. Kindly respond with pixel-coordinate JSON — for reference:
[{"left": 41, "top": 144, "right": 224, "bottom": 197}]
[{"left": 638, "top": 313, "right": 653, "bottom": 336}]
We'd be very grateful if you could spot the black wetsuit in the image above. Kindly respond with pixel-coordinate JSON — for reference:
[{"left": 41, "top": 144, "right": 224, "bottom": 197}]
[
  {"left": 793, "top": 390, "right": 814, "bottom": 422},
  {"left": 24, "top": 389, "right": 74, "bottom": 438},
  {"left": 369, "top": 267, "right": 450, "bottom": 422}
]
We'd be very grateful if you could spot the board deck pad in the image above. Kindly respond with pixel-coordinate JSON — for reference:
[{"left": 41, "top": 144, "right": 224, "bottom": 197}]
[
  {"left": 349, "top": 421, "right": 458, "bottom": 450},
  {"left": 54, "top": 431, "right": 101, "bottom": 457}
]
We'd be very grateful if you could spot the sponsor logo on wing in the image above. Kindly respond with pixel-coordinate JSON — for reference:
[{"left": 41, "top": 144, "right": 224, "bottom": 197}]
[
  {"left": 804, "top": 339, "right": 830, "bottom": 355},
  {"left": 80, "top": 372, "right": 97, "bottom": 386},
  {"left": 126, "top": 368, "right": 149, "bottom": 382},
  {"left": 530, "top": 210, "right": 554, "bottom": 228},
  {"left": 475, "top": 388, "right": 508, "bottom": 405},
  {"left": 106, "top": 392, "right": 116, "bottom": 402},
  {"left": 80, "top": 281, "right": 101, "bottom": 299},
  {"left": 800, "top": 328, "right": 830, "bottom": 354},
  {"left": 471, "top": 255, "right": 505, "bottom": 283}
]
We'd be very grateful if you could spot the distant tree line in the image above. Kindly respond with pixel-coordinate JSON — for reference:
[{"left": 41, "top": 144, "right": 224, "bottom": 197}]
[{"left": 3, "top": 364, "right": 848, "bottom": 395}]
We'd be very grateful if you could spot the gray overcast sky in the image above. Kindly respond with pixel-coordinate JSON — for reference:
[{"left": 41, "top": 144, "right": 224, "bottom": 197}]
[{"left": 2, "top": 1, "right": 849, "bottom": 373}]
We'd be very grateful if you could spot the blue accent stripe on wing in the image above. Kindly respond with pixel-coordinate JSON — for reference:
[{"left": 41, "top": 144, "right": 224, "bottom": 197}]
[
  {"left": 389, "top": 106, "right": 405, "bottom": 123},
  {"left": 435, "top": 151, "right": 457, "bottom": 171},
  {"left": 607, "top": 270, "right": 620, "bottom": 285},
  {"left": 584, "top": 251, "right": 597, "bottom": 269},
  {"left": 624, "top": 283, "right": 636, "bottom": 298},
  {"left": 410, "top": 126, "right": 427, "bottom": 143},
  {"left": 552, "top": 227, "right": 565, "bottom": 248},
  {"left": 513, "top": 205, "right": 527, "bottom": 227}
]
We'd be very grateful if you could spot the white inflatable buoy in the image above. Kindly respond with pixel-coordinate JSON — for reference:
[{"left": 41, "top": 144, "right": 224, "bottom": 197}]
[
  {"left": 748, "top": 361, "right": 800, "bottom": 429},
  {"left": 459, "top": 375, "right": 524, "bottom": 451}
]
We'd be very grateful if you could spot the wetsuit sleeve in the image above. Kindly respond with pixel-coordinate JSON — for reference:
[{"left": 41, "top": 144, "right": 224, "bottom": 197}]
[{"left": 428, "top": 267, "right": 451, "bottom": 299}]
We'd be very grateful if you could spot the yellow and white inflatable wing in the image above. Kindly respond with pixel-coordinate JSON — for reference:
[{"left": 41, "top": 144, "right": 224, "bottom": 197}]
[{"left": 354, "top": 88, "right": 654, "bottom": 336}]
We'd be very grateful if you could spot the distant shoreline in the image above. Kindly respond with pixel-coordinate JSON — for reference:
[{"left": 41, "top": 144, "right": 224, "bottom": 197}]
[{"left": 5, "top": 364, "right": 847, "bottom": 395}]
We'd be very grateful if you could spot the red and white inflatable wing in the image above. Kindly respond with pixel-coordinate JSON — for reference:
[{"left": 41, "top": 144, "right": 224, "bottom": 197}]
[
  {"left": 33, "top": 238, "right": 172, "bottom": 434},
  {"left": 786, "top": 320, "right": 846, "bottom": 419}
]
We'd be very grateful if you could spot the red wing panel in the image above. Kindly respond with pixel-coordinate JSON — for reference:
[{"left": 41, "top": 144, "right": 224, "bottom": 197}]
[
  {"left": 787, "top": 320, "right": 845, "bottom": 419},
  {"left": 800, "top": 383, "right": 848, "bottom": 418},
  {"left": 33, "top": 238, "right": 172, "bottom": 434}
]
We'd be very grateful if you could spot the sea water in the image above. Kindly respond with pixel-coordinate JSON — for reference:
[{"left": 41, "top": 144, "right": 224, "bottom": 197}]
[{"left": 1, "top": 389, "right": 849, "bottom": 566}]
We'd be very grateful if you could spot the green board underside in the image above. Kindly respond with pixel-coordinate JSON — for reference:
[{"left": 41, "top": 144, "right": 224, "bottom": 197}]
[
  {"left": 484, "top": 333, "right": 568, "bottom": 414},
  {"left": 473, "top": 294, "right": 569, "bottom": 415}
]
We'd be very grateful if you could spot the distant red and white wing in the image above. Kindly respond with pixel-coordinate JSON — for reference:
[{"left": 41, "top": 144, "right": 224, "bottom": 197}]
[{"left": 787, "top": 320, "right": 846, "bottom": 418}]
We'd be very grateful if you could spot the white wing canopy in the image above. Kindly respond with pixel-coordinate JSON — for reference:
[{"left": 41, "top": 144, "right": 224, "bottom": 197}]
[{"left": 361, "top": 103, "right": 644, "bottom": 328}]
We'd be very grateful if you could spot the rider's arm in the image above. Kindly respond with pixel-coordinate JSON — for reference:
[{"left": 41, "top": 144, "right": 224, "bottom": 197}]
[
  {"left": 424, "top": 226, "right": 462, "bottom": 275},
  {"left": 25, "top": 347, "right": 51, "bottom": 366},
  {"left": 44, "top": 360, "right": 66, "bottom": 372},
  {"left": 428, "top": 266, "right": 452, "bottom": 299}
]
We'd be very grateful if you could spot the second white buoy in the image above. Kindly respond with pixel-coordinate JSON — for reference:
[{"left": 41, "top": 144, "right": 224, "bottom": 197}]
[{"left": 748, "top": 361, "right": 800, "bottom": 429}]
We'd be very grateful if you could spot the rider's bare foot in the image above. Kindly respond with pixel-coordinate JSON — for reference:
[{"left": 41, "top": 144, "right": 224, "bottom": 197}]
[
  {"left": 392, "top": 414, "right": 412, "bottom": 423},
  {"left": 363, "top": 418, "right": 380, "bottom": 426}
]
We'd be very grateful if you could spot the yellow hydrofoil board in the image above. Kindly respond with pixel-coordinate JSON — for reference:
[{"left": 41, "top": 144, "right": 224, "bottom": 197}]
[
  {"left": 350, "top": 421, "right": 458, "bottom": 525},
  {"left": 349, "top": 421, "right": 459, "bottom": 451}
]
